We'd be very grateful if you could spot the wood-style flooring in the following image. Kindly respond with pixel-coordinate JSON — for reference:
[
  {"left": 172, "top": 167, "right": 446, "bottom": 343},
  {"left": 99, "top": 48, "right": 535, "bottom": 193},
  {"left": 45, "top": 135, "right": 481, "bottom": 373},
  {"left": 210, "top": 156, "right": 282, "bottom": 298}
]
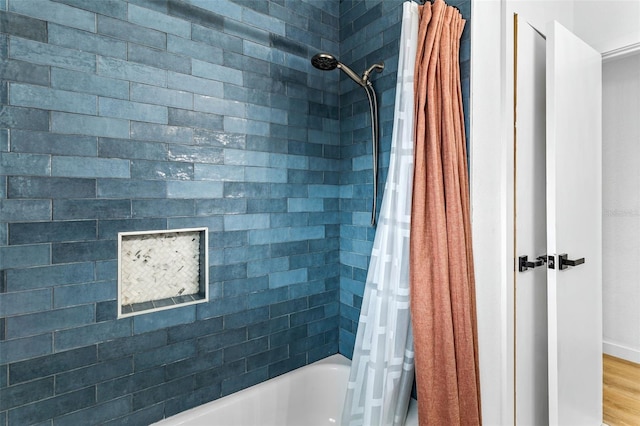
[{"left": 604, "top": 354, "right": 640, "bottom": 426}]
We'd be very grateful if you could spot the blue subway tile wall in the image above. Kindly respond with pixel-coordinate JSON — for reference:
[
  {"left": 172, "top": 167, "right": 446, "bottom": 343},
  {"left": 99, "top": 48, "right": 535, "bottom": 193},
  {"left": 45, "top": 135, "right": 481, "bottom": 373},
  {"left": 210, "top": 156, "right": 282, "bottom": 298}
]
[
  {"left": 1, "top": 0, "right": 340, "bottom": 424},
  {"left": 0, "top": 0, "right": 470, "bottom": 423},
  {"left": 337, "top": 0, "right": 471, "bottom": 357}
]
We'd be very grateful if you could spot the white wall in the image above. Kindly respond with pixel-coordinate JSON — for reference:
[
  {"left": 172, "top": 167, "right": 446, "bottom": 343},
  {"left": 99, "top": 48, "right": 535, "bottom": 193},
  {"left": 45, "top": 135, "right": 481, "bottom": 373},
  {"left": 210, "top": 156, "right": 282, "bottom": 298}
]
[
  {"left": 574, "top": 0, "right": 640, "bottom": 55},
  {"left": 602, "top": 53, "right": 640, "bottom": 363}
]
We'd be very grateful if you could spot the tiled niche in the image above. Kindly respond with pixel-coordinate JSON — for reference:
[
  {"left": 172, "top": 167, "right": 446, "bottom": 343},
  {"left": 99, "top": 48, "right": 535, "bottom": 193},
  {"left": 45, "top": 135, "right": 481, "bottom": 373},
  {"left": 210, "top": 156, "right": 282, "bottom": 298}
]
[{"left": 118, "top": 228, "right": 209, "bottom": 317}]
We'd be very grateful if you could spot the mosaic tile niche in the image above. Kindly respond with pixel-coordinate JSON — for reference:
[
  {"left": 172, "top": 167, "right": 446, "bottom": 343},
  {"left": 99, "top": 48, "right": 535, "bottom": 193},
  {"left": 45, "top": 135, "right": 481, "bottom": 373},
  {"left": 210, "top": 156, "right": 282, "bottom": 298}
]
[{"left": 118, "top": 228, "right": 209, "bottom": 317}]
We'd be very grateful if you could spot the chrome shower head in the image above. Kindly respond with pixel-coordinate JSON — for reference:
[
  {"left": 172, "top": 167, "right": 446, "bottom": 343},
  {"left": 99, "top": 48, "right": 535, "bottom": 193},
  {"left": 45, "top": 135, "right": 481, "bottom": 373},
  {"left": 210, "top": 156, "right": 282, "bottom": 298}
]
[
  {"left": 311, "top": 52, "right": 367, "bottom": 87},
  {"left": 311, "top": 53, "right": 339, "bottom": 71}
]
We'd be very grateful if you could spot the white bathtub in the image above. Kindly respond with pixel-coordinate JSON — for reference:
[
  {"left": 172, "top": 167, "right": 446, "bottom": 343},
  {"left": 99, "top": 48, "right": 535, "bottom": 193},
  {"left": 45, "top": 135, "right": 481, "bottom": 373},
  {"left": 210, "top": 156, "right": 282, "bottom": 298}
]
[{"left": 153, "top": 354, "right": 419, "bottom": 426}]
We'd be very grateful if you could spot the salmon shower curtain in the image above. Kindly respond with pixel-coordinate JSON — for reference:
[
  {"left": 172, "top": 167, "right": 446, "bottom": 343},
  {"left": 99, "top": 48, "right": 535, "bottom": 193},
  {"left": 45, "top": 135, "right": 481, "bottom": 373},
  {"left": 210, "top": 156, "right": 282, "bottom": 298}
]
[{"left": 410, "top": 0, "right": 481, "bottom": 425}]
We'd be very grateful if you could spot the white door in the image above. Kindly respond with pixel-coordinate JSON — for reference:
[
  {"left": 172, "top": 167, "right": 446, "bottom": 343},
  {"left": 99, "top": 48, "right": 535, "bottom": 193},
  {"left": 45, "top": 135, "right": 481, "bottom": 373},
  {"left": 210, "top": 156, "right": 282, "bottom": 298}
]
[
  {"left": 546, "top": 20, "right": 602, "bottom": 426},
  {"left": 514, "top": 16, "right": 548, "bottom": 426}
]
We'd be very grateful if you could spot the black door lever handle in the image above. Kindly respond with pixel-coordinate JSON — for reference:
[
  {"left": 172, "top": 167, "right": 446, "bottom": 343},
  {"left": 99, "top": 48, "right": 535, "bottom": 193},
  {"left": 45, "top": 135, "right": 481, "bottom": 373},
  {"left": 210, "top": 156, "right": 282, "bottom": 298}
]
[
  {"left": 518, "top": 255, "right": 547, "bottom": 272},
  {"left": 558, "top": 253, "right": 585, "bottom": 270}
]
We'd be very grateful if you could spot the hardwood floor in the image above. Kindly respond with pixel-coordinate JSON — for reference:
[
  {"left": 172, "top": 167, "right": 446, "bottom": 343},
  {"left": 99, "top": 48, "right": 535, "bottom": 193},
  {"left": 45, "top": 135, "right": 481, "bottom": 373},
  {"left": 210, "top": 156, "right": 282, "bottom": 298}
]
[{"left": 603, "top": 354, "right": 640, "bottom": 426}]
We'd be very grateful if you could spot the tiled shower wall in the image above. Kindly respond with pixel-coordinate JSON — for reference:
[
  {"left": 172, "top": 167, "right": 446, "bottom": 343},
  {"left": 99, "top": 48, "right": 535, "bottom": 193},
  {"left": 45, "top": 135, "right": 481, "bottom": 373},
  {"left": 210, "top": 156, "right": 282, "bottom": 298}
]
[
  {"left": 0, "top": 0, "right": 341, "bottom": 424},
  {"left": 0, "top": 0, "right": 470, "bottom": 423},
  {"left": 338, "top": 0, "right": 471, "bottom": 356}
]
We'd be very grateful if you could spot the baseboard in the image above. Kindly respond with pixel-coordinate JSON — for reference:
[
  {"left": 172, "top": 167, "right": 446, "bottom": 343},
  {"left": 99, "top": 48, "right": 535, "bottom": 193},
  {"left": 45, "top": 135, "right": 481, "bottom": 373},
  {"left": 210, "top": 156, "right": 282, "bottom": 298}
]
[{"left": 603, "top": 341, "right": 640, "bottom": 363}]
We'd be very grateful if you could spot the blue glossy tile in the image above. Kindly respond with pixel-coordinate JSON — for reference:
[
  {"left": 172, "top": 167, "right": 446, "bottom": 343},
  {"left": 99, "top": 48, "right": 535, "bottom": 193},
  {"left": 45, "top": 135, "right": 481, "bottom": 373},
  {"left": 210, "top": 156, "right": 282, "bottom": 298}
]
[
  {"left": 10, "top": 37, "right": 95, "bottom": 72},
  {"left": 194, "top": 164, "right": 244, "bottom": 182},
  {"left": 163, "top": 383, "right": 220, "bottom": 419},
  {"left": 98, "top": 179, "right": 165, "bottom": 199},
  {"left": 10, "top": 130, "right": 96, "bottom": 157},
  {"left": 97, "top": 15, "right": 166, "bottom": 49},
  {"left": 97, "top": 367, "right": 165, "bottom": 402},
  {"left": 97, "top": 330, "right": 167, "bottom": 361},
  {"left": 131, "top": 83, "right": 193, "bottom": 110},
  {"left": 167, "top": 0, "right": 223, "bottom": 30},
  {"left": 97, "top": 56, "right": 166, "bottom": 87},
  {"left": 221, "top": 273, "right": 268, "bottom": 296},
  {"left": 133, "top": 306, "right": 196, "bottom": 334},
  {"left": 5, "top": 305, "right": 94, "bottom": 341},
  {"left": 53, "top": 280, "right": 117, "bottom": 309},
  {"left": 245, "top": 167, "right": 287, "bottom": 183},
  {"left": 134, "top": 340, "right": 196, "bottom": 370},
  {"left": 223, "top": 336, "right": 268, "bottom": 363},
  {"left": 98, "top": 138, "right": 167, "bottom": 161},
  {"left": 128, "top": 42, "right": 190, "bottom": 74},
  {"left": 131, "top": 122, "right": 194, "bottom": 144},
  {"left": 193, "top": 94, "right": 244, "bottom": 117},
  {"left": 0, "top": 10, "right": 47, "bottom": 42},
  {"left": 51, "top": 112, "right": 129, "bottom": 139},
  {"left": 165, "top": 350, "right": 223, "bottom": 381},
  {"left": 54, "top": 199, "right": 130, "bottom": 220},
  {"left": 247, "top": 256, "right": 288, "bottom": 278},
  {"left": 132, "top": 199, "right": 194, "bottom": 218},
  {"left": 96, "top": 300, "right": 117, "bottom": 322},
  {"left": 167, "top": 316, "right": 223, "bottom": 344},
  {"left": 226, "top": 21, "right": 270, "bottom": 51},
  {"left": 247, "top": 198, "right": 287, "bottom": 213},
  {"left": 224, "top": 306, "right": 269, "bottom": 330},
  {"left": 167, "top": 35, "right": 222, "bottom": 65},
  {"left": 224, "top": 84, "right": 269, "bottom": 107},
  {"left": 289, "top": 225, "right": 324, "bottom": 241},
  {"left": 223, "top": 213, "right": 269, "bottom": 231},
  {"left": 167, "top": 71, "right": 224, "bottom": 97},
  {"left": 192, "top": 60, "right": 242, "bottom": 86},
  {"left": 246, "top": 314, "right": 288, "bottom": 339},
  {"left": 168, "top": 108, "right": 223, "bottom": 132},
  {"left": 0, "top": 377, "right": 53, "bottom": 411},
  {"left": 10, "top": 0, "right": 95, "bottom": 31},
  {"left": 196, "top": 294, "right": 247, "bottom": 321},
  {"left": 99, "top": 97, "right": 168, "bottom": 124},
  {"left": 10, "top": 344, "right": 95, "bottom": 386},
  {"left": 291, "top": 306, "right": 325, "bottom": 327},
  {"left": 49, "top": 23, "right": 126, "bottom": 59},
  {"left": 270, "top": 183, "right": 309, "bottom": 198},
  {"left": 196, "top": 327, "right": 246, "bottom": 353},
  {"left": 0, "top": 288, "right": 51, "bottom": 316},
  {"left": 51, "top": 240, "right": 117, "bottom": 262},
  {"left": 0, "top": 106, "right": 49, "bottom": 131},
  {"left": 55, "top": 396, "right": 131, "bottom": 426},
  {"left": 9, "top": 220, "right": 96, "bottom": 245},
  {"left": 7, "top": 387, "right": 95, "bottom": 425},
  {"left": 168, "top": 216, "right": 223, "bottom": 231},
  {"left": 168, "top": 145, "right": 224, "bottom": 164},
  {"left": 1, "top": 152, "right": 50, "bottom": 176},
  {"left": 0, "top": 58, "right": 49, "bottom": 86},
  {"left": 50, "top": 0, "right": 127, "bottom": 19},
  {"left": 130, "top": 160, "right": 193, "bottom": 181},
  {"left": 7, "top": 176, "right": 94, "bottom": 200},
  {"left": 167, "top": 180, "right": 223, "bottom": 199},
  {"left": 55, "top": 357, "right": 132, "bottom": 394},
  {"left": 223, "top": 182, "right": 269, "bottom": 198},
  {"left": 5, "top": 262, "right": 94, "bottom": 293},
  {"left": 97, "top": 218, "right": 167, "bottom": 239},
  {"left": 0, "top": 333, "right": 52, "bottom": 364},
  {"left": 270, "top": 297, "right": 307, "bottom": 318},
  {"left": 128, "top": 3, "right": 191, "bottom": 38},
  {"left": 268, "top": 268, "right": 307, "bottom": 289},
  {"left": 52, "top": 156, "right": 129, "bottom": 178},
  {"left": 0, "top": 199, "right": 51, "bottom": 222},
  {"left": 50, "top": 68, "right": 126, "bottom": 100},
  {"left": 195, "top": 199, "right": 245, "bottom": 216}
]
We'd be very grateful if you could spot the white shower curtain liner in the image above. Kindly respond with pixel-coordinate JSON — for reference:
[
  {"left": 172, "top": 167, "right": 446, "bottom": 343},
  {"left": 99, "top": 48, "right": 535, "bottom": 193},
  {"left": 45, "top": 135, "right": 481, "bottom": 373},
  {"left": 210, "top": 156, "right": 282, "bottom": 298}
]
[{"left": 342, "top": 3, "right": 419, "bottom": 425}]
